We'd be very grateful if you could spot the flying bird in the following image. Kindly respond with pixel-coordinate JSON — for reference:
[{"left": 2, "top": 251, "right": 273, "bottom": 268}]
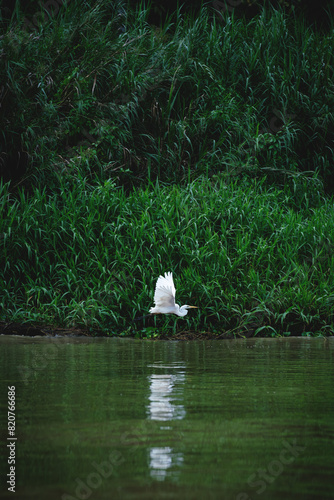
[{"left": 149, "top": 272, "right": 198, "bottom": 317}]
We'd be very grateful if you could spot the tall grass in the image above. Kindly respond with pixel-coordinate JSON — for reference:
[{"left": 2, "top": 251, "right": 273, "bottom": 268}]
[
  {"left": 1, "top": 175, "right": 333, "bottom": 336},
  {"left": 1, "top": 2, "right": 334, "bottom": 337},
  {"left": 1, "top": 2, "right": 333, "bottom": 189}
]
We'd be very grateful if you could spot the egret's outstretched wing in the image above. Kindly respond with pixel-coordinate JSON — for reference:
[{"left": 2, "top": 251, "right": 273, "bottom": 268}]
[{"left": 152, "top": 272, "right": 176, "bottom": 309}]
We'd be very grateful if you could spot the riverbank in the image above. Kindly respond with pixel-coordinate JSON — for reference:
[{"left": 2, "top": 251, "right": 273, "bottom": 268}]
[
  {"left": 0, "top": 321, "right": 325, "bottom": 340},
  {"left": 0, "top": 321, "right": 237, "bottom": 339},
  {"left": 1, "top": 177, "right": 334, "bottom": 338},
  {"left": 1, "top": 3, "right": 334, "bottom": 338}
]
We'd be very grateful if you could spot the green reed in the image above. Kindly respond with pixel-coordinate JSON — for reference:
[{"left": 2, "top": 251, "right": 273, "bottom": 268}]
[
  {"left": 1, "top": 175, "right": 333, "bottom": 336},
  {"left": 1, "top": 2, "right": 333, "bottom": 189}
]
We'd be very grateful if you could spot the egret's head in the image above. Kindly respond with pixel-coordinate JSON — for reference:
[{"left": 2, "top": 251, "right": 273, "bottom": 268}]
[{"left": 177, "top": 304, "right": 198, "bottom": 317}]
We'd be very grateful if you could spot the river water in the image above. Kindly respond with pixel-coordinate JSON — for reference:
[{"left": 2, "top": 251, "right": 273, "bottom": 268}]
[{"left": 1, "top": 336, "right": 334, "bottom": 500}]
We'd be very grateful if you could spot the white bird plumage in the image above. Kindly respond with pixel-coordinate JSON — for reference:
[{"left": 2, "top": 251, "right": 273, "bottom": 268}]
[{"left": 149, "top": 272, "right": 198, "bottom": 317}]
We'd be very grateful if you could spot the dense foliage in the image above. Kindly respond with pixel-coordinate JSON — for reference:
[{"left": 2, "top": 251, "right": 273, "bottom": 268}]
[
  {"left": 1, "top": 1, "right": 334, "bottom": 189},
  {"left": 0, "top": 2, "right": 333, "bottom": 336},
  {"left": 1, "top": 175, "right": 333, "bottom": 336}
]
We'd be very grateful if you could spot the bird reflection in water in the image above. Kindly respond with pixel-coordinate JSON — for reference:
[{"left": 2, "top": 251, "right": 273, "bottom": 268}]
[{"left": 146, "top": 364, "right": 186, "bottom": 480}]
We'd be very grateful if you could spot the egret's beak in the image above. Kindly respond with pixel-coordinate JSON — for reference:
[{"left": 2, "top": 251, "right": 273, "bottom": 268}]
[{"left": 188, "top": 306, "right": 198, "bottom": 309}]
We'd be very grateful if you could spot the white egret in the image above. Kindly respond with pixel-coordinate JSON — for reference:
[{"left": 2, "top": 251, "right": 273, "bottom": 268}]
[{"left": 149, "top": 272, "right": 198, "bottom": 317}]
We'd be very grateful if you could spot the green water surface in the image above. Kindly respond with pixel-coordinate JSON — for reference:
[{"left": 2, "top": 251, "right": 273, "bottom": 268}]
[{"left": 1, "top": 336, "right": 333, "bottom": 500}]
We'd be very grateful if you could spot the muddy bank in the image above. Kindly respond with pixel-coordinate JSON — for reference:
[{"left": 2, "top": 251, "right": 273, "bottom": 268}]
[{"left": 0, "top": 321, "right": 249, "bottom": 340}]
